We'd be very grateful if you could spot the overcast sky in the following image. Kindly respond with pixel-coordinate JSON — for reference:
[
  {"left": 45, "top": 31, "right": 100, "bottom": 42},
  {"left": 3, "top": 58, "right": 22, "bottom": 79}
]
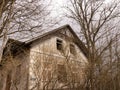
[
  {"left": 50, "top": 0, "right": 113, "bottom": 30},
  {"left": 50, "top": 0, "right": 79, "bottom": 31}
]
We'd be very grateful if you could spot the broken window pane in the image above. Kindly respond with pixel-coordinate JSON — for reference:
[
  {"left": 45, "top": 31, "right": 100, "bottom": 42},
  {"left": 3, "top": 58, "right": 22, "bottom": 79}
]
[{"left": 56, "top": 39, "right": 63, "bottom": 51}]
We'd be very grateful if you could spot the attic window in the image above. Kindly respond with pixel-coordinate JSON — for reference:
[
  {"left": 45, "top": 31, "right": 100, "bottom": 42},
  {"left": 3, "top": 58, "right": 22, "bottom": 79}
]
[
  {"left": 56, "top": 39, "right": 63, "bottom": 51},
  {"left": 70, "top": 44, "right": 76, "bottom": 55}
]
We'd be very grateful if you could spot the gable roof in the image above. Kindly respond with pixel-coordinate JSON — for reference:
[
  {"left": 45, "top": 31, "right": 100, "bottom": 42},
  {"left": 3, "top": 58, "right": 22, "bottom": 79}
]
[
  {"left": 25, "top": 24, "right": 71, "bottom": 44},
  {"left": 1, "top": 24, "right": 88, "bottom": 61},
  {"left": 25, "top": 24, "right": 88, "bottom": 57}
]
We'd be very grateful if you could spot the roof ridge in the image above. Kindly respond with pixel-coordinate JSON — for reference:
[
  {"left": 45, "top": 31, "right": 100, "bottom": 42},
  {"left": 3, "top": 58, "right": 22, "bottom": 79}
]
[{"left": 25, "top": 24, "right": 70, "bottom": 44}]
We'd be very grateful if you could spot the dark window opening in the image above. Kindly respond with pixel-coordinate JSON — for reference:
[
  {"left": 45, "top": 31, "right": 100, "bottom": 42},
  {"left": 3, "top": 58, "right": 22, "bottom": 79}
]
[
  {"left": 56, "top": 39, "right": 63, "bottom": 51},
  {"left": 70, "top": 44, "right": 76, "bottom": 55}
]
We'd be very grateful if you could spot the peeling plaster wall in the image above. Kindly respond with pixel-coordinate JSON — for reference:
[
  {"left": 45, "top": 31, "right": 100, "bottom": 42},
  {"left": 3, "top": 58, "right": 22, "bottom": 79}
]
[{"left": 29, "top": 28, "right": 88, "bottom": 89}]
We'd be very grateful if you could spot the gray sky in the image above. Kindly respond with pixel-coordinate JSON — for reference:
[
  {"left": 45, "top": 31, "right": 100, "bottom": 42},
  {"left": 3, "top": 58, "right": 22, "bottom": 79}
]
[{"left": 50, "top": 0, "right": 113, "bottom": 30}]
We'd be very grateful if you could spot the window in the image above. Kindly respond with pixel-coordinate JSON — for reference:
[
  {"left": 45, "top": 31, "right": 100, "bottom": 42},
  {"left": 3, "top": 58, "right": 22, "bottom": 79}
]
[
  {"left": 56, "top": 39, "right": 63, "bottom": 50},
  {"left": 57, "top": 64, "right": 67, "bottom": 83},
  {"left": 70, "top": 44, "right": 76, "bottom": 55}
]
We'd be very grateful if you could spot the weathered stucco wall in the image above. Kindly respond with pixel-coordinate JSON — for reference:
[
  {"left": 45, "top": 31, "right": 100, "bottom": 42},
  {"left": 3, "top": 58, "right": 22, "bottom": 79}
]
[
  {"left": 0, "top": 27, "right": 88, "bottom": 90},
  {"left": 29, "top": 28, "right": 88, "bottom": 89}
]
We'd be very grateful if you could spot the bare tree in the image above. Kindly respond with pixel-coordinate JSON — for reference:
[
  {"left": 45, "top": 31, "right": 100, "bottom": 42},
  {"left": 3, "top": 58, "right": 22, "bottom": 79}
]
[
  {"left": 66, "top": 0, "right": 120, "bottom": 90},
  {"left": 0, "top": 0, "right": 52, "bottom": 62},
  {"left": 0, "top": 0, "right": 53, "bottom": 89}
]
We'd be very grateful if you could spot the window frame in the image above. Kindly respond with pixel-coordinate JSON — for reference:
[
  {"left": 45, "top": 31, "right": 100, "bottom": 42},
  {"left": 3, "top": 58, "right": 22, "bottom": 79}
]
[
  {"left": 56, "top": 39, "right": 63, "bottom": 51},
  {"left": 70, "top": 44, "right": 76, "bottom": 55}
]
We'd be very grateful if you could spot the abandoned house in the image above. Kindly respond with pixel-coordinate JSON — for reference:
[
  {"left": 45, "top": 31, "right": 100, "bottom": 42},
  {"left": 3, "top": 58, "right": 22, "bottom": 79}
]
[{"left": 0, "top": 24, "right": 88, "bottom": 90}]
